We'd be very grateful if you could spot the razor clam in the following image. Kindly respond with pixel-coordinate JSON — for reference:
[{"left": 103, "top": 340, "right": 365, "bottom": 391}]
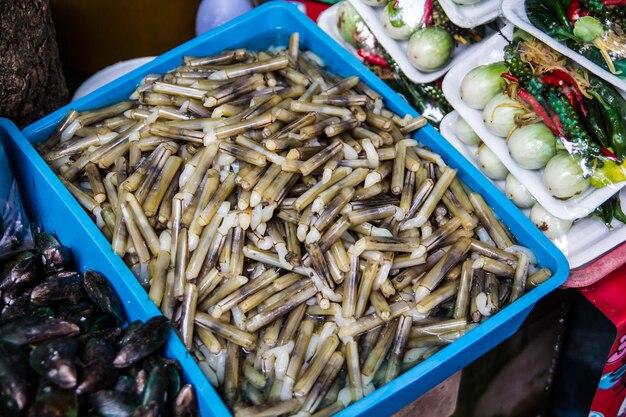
[{"left": 37, "top": 32, "right": 550, "bottom": 415}]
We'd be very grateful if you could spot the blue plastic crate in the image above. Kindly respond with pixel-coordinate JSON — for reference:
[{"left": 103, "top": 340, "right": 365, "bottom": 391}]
[{"left": 2, "top": 2, "right": 569, "bottom": 416}]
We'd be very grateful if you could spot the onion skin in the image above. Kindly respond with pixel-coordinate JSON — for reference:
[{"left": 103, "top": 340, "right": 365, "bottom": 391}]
[{"left": 482, "top": 94, "right": 524, "bottom": 138}]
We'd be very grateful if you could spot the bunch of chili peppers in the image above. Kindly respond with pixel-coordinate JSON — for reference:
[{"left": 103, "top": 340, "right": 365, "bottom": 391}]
[
  {"left": 503, "top": 37, "right": 626, "bottom": 167},
  {"left": 525, "top": 0, "right": 626, "bottom": 76}
]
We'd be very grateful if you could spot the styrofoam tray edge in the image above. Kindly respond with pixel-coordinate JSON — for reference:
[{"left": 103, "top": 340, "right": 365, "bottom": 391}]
[{"left": 437, "top": 0, "right": 501, "bottom": 28}]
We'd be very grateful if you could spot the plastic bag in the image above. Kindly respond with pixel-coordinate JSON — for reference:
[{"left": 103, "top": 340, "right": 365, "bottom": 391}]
[{"left": 0, "top": 141, "right": 33, "bottom": 260}]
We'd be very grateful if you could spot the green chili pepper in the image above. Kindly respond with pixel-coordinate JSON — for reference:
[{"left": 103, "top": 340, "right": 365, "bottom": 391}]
[
  {"left": 541, "top": 0, "right": 573, "bottom": 32},
  {"left": 526, "top": 0, "right": 579, "bottom": 41},
  {"left": 613, "top": 195, "right": 626, "bottom": 225},
  {"left": 588, "top": 74, "right": 626, "bottom": 126},
  {"left": 526, "top": 0, "right": 561, "bottom": 33},
  {"left": 590, "top": 90, "right": 626, "bottom": 163},
  {"left": 582, "top": 97, "right": 611, "bottom": 149}
]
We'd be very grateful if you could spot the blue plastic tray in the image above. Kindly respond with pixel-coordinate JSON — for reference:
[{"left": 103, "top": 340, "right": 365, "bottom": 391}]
[{"left": 3, "top": 2, "right": 569, "bottom": 416}]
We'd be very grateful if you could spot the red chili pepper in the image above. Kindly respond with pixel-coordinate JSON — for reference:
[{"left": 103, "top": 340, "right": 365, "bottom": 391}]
[
  {"left": 541, "top": 75, "right": 565, "bottom": 87},
  {"left": 567, "top": 0, "right": 582, "bottom": 23},
  {"left": 550, "top": 69, "right": 587, "bottom": 116},
  {"left": 550, "top": 69, "right": 577, "bottom": 87},
  {"left": 423, "top": 0, "right": 433, "bottom": 26},
  {"left": 581, "top": 10, "right": 590, "bottom": 16},
  {"left": 605, "top": 0, "right": 626, "bottom": 6},
  {"left": 357, "top": 49, "right": 389, "bottom": 68},
  {"left": 564, "top": 90, "right": 577, "bottom": 108},
  {"left": 551, "top": 113, "right": 566, "bottom": 137},
  {"left": 517, "top": 89, "right": 559, "bottom": 134},
  {"left": 501, "top": 73, "right": 519, "bottom": 83},
  {"left": 394, "top": 0, "right": 400, "bottom": 8},
  {"left": 602, "top": 148, "right": 620, "bottom": 162}
]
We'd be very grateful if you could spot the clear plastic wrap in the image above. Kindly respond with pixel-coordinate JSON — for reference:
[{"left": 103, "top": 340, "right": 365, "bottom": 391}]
[
  {"left": 0, "top": 141, "right": 33, "bottom": 260},
  {"left": 442, "top": 25, "right": 626, "bottom": 221},
  {"left": 330, "top": 1, "right": 452, "bottom": 124}
]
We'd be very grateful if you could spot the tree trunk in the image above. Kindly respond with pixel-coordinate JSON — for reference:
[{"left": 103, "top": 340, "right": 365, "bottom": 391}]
[{"left": 0, "top": 0, "right": 68, "bottom": 128}]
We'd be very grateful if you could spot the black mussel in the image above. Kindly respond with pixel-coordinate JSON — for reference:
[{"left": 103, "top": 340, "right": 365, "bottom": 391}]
[
  {"left": 84, "top": 270, "right": 125, "bottom": 323},
  {"left": 132, "top": 402, "right": 159, "bottom": 417},
  {"left": 0, "top": 288, "right": 35, "bottom": 324},
  {"left": 116, "top": 320, "right": 143, "bottom": 349},
  {"left": 0, "top": 341, "right": 35, "bottom": 411},
  {"left": 135, "top": 369, "right": 148, "bottom": 397},
  {"left": 140, "top": 361, "right": 168, "bottom": 415},
  {"left": 0, "top": 393, "right": 20, "bottom": 416},
  {"left": 113, "top": 317, "right": 169, "bottom": 368},
  {"left": 76, "top": 338, "right": 118, "bottom": 394},
  {"left": 114, "top": 375, "right": 137, "bottom": 395},
  {"left": 2, "top": 283, "right": 30, "bottom": 306},
  {"left": 78, "top": 314, "right": 122, "bottom": 345},
  {"left": 166, "top": 361, "right": 181, "bottom": 403},
  {"left": 36, "top": 233, "right": 71, "bottom": 274},
  {"left": 32, "top": 306, "right": 55, "bottom": 318},
  {"left": 0, "top": 315, "right": 79, "bottom": 345},
  {"left": 29, "top": 338, "right": 78, "bottom": 389},
  {"left": 31, "top": 271, "right": 86, "bottom": 305},
  {"left": 58, "top": 301, "right": 98, "bottom": 333},
  {"left": 174, "top": 385, "right": 198, "bottom": 417},
  {"left": 0, "top": 251, "right": 41, "bottom": 292},
  {"left": 88, "top": 390, "right": 137, "bottom": 417},
  {"left": 27, "top": 381, "right": 78, "bottom": 417}
]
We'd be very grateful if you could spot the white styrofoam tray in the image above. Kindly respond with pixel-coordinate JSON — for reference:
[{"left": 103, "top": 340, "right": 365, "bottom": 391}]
[
  {"left": 442, "top": 25, "right": 626, "bottom": 221},
  {"left": 502, "top": 0, "right": 626, "bottom": 92},
  {"left": 349, "top": 0, "right": 494, "bottom": 84},
  {"left": 440, "top": 111, "right": 626, "bottom": 269},
  {"left": 437, "top": 0, "right": 501, "bottom": 29}
]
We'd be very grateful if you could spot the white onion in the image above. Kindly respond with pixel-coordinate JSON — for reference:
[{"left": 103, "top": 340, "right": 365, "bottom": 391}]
[
  {"left": 407, "top": 27, "right": 453, "bottom": 72},
  {"left": 505, "top": 174, "right": 536, "bottom": 208},
  {"left": 482, "top": 93, "right": 524, "bottom": 138},
  {"left": 460, "top": 62, "right": 508, "bottom": 110},
  {"left": 476, "top": 144, "right": 508, "bottom": 180},
  {"left": 455, "top": 117, "right": 481, "bottom": 146},
  {"left": 507, "top": 123, "right": 556, "bottom": 170},
  {"left": 543, "top": 152, "right": 590, "bottom": 199},
  {"left": 530, "top": 203, "right": 572, "bottom": 239},
  {"left": 381, "top": 0, "right": 422, "bottom": 40}
]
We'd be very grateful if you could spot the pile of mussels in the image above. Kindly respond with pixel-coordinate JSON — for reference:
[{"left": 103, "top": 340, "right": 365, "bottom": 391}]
[{"left": 0, "top": 232, "right": 198, "bottom": 417}]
